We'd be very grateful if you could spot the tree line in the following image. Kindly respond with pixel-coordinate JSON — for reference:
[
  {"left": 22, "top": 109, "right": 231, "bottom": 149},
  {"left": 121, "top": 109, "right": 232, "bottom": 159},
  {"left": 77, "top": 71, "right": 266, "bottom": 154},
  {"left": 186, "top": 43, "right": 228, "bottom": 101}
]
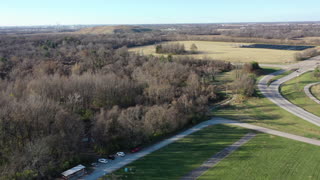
[{"left": 0, "top": 33, "right": 231, "bottom": 179}]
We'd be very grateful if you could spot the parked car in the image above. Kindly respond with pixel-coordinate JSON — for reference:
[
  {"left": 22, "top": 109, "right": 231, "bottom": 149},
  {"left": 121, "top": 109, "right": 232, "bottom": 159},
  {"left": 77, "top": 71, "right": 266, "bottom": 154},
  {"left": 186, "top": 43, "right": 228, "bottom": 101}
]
[
  {"left": 131, "top": 147, "right": 141, "bottom": 153},
  {"left": 116, "top": 152, "right": 125, "bottom": 157},
  {"left": 91, "top": 162, "right": 98, "bottom": 167},
  {"left": 108, "top": 155, "right": 115, "bottom": 160},
  {"left": 98, "top": 158, "right": 108, "bottom": 164}
]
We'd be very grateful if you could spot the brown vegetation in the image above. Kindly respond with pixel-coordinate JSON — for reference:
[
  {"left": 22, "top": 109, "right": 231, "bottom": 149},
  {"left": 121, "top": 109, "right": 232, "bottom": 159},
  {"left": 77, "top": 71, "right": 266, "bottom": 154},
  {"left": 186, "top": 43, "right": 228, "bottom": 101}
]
[
  {"left": 0, "top": 33, "right": 231, "bottom": 179},
  {"left": 295, "top": 48, "right": 320, "bottom": 61},
  {"left": 155, "top": 43, "right": 186, "bottom": 54}
]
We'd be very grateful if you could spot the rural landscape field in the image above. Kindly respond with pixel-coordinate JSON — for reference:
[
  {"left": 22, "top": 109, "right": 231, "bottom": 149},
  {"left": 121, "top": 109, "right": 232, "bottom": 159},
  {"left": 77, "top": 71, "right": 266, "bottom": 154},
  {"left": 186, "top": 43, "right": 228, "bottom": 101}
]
[
  {"left": 130, "top": 41, "right": 301, "bottom": 63},
  {"left": 1, "top": 1, "right": 320, "bottom": 180}
]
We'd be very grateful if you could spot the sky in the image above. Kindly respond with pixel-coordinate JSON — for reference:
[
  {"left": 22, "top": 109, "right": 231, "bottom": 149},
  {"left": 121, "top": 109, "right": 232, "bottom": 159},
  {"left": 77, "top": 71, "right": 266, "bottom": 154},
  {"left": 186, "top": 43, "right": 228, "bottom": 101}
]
[{"left": 1, "top": 0, "right": 320, "bottom": 26}]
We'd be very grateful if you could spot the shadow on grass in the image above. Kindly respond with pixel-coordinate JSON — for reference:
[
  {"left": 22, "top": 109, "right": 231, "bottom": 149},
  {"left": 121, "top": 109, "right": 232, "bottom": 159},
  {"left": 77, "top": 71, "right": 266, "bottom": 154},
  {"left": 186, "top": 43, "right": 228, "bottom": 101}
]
[{"left": 108, "top": 125, "right": 253, "bottom": 180}]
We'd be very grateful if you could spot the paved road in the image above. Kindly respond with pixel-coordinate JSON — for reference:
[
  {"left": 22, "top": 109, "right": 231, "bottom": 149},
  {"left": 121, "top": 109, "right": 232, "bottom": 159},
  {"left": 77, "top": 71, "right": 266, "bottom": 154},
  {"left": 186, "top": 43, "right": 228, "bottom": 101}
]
[
  {"left": 258, "top": 56, "right": 320, "bottom": 126},
  {"left": 304, "top": 82, "right": 320, "bottom": 104},
  {"left": 180, "top": 133, "right": 256, "bottom": 180},
  {"left": 82, "top": 57, "right": 320, "bottom": 180},
  {"left": 81, "top": 117, "right": 320, "bottom": 180}
]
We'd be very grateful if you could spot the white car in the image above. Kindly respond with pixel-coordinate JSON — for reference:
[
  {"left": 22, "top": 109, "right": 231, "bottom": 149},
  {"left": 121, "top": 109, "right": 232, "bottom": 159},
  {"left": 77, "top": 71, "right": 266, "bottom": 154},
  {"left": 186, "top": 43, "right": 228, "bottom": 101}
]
[
  {"left": 116, "top": 152, "right": 125, "bottom": 157},
  {"left": 98, "top": 158, "right": 108, "bottom": 164}
]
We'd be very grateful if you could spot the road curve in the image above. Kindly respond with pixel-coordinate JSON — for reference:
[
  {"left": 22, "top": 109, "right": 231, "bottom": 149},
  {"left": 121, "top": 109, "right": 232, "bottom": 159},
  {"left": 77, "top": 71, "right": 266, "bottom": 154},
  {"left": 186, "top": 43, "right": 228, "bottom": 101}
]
[
  {"left": 304, "top": 82, "right": 320, "bottom": 104},
  {"left": 81, "top": 57, "right": 320, "bottom": 180},
  {"left": 81, "top": 117, "right": 320, "bottom": 180},
  {"left": 258, "top": 56, "right": 320, "bottom": 126}
]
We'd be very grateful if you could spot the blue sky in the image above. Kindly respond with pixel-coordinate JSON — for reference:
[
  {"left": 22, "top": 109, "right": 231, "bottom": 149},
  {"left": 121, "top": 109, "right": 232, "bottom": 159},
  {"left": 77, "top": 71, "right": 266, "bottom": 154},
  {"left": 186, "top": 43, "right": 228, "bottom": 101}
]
[{"left": 1, "top": 0, "right": 320, "bottom": 26}]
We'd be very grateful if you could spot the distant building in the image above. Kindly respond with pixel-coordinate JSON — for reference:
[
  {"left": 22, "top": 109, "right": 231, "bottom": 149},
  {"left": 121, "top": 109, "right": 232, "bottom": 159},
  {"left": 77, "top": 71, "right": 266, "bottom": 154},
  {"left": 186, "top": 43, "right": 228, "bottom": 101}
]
[{"left": 61, "top": 164, "right": 86, "bottom": 180}]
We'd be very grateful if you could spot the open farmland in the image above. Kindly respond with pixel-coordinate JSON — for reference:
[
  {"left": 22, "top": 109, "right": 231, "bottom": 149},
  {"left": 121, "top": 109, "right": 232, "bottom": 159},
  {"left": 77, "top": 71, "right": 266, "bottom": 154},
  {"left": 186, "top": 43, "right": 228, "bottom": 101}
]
[
  {"left": 129, "top": 41, "right": 300, "bottom": 63},
  {"left": 198, "top": 133, "right": 320, "bottom": 180}
]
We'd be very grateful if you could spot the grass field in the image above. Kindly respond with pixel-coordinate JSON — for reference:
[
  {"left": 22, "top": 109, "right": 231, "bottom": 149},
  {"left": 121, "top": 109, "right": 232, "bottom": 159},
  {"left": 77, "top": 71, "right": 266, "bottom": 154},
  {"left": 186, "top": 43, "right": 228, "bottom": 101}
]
[
  {"left": 213, "top": 68, "right": 320, "bottom": 139},
  {"left": 129, "top": 41, "right": 299, "bottom": 63},
  {"left": 280, "top": 72, "right": 320, "bottom": 117},
  {"left": 104, "top": 125, "right": 251, "bottom": 180},
  {"left": 268, "top": 70, "right": 294, "bottom": 85},
  {"left": 198, "top": 133, "right": 320, "bottom": 180},
  {"left": 311, "top": 84, "right": 320, "bottom": 100}
]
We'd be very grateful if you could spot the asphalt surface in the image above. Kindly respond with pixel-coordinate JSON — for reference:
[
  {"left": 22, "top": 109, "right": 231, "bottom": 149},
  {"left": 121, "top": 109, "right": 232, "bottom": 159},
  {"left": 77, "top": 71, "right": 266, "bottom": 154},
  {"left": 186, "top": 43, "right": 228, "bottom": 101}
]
[
  {"left": 81, "top": 117, "right": 320, "bottom": 180},
  {"left": 82, "top": 56, "right": 320, "bottom": 180},
  {"left": 258, "top": 56, "right": 320, "bottom": 126},
  {"left": 304, "top": 82, "right": 320, "bottom": 104}
]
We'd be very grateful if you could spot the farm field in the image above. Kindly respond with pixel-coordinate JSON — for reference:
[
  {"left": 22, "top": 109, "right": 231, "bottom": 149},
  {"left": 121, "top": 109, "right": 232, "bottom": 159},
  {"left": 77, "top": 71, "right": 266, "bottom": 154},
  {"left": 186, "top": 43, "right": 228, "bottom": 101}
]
[
  {"left": 129, "top": 41, "right": 300, "bottom": 63},
  {"left": 198, "top": 133, "right": 320, "bottom": 180},
  {"left": 213, "top": 68, "right": 320, "bottom": 139},
  {"left": 280, "top": 72, "right": 320, "bottom": 117},
  {"left": 311, "top": 84, "right": 320, "bottom": 100},
  {"left": 104, "top": 125, "right": 251, "bottom": 180}
]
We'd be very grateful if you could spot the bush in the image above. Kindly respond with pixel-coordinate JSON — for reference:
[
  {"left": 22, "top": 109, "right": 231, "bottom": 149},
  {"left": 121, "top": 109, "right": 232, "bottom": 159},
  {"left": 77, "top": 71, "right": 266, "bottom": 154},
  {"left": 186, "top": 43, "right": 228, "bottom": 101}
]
[
  {"left": 314, "top": 66, "right": 320, "bottom": 78},
  {"left": 242, "top": 61, "right": 261, "bottom": 74},
  {"left": 295, "top": 48, "right": 320, "bottom": 61}
]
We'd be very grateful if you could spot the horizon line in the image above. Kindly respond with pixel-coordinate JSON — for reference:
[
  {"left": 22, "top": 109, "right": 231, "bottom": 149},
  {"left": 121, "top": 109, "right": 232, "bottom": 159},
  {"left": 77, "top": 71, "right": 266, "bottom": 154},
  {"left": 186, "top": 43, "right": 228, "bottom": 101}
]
[{"left": 1, "top": 20, "right": 320, "bottom": 27}]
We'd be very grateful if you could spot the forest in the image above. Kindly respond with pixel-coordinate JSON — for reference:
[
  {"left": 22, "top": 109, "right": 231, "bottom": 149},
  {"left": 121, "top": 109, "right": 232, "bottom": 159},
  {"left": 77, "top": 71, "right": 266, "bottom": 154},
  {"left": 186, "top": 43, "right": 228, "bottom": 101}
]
[
  {"left": 1, "top": 22, "right": 319, "bottom": 179},
  {"left": 0, "top": 32, "right": 232, "bottom": 179}
]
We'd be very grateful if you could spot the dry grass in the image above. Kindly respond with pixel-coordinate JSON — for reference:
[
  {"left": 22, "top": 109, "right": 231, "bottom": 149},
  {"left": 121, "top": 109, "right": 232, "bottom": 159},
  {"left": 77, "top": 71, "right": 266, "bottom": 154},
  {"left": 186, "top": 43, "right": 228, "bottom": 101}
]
[
  {"left": 76, "top": 25, "right": 144, "bottom": 34},
  {"left": 129, "top": 41, "right": 299, "bottom": 64}
]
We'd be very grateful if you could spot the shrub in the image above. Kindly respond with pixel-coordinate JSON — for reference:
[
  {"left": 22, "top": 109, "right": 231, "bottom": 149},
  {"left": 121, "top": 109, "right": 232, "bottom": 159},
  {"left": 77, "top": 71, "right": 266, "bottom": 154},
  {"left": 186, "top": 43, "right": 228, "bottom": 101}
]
[
  {"left": 295, "top": 48, "right": 320, "bottom": 61},
  {"left": 314, "top": 66, "right": 320, "bottom": 78},
  {"left": 242, "top": 61, "right": 261, "bottom": 74}
]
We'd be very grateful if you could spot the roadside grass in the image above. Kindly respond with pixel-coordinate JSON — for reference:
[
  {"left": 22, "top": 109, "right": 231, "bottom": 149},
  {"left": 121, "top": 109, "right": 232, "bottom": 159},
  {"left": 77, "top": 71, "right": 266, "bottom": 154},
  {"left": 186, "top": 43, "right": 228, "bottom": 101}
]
[
  {"left": 280, "top": 72, "right": 320, "bottom": 116},
  {"left": 198, "top": 133, "right": 320, "bottom": 180},
  {"left": 311, "top": 84, "right": 320, "bottom": 100},
  {"left": 212, "top": 68, "right": 320, "bottom": 139},
  {"left": 103, "top": 125, "right": 251, "bottom": 180},
  {"left": 129, "top": 41, "right": 299, "bottom": 64},
  {"left": 267, "top": 70, "right": 294, "bottom": 85}
]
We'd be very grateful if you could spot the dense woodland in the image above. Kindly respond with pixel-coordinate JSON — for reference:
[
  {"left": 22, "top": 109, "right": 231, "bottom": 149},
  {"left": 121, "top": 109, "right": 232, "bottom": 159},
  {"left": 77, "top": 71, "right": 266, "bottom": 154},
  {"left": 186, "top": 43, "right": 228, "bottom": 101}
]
[
  {"left": 0, "top": 33, "right": 231, "bottom": 179},
  {"left": 1, "top": 22, "right": 320, "bottom": 179}
]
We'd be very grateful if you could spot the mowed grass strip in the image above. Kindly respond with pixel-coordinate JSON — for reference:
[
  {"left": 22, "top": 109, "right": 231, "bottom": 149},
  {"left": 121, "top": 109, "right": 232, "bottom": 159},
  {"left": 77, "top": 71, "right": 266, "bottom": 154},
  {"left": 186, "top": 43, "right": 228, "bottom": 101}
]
[
  {"left": 267, "top": 70, "right": 293, "bottom": 85},
  {"left": 213, "top": 68, "right": 320, "bottom": 139},
  {"left": 129, "top": 41, "right": 299, "bottom": 63},
  {"left": 198, "top": 133, "right": 320, "bottom": 180},
  {"left": 280, "top": 72, "right": 320, "bottom": 116},
  {"left": 105, "top": 125, "right": 251, "bottom": 180},
  {"left": 311, "top": 84, "right": 320, "bottom": 100}
]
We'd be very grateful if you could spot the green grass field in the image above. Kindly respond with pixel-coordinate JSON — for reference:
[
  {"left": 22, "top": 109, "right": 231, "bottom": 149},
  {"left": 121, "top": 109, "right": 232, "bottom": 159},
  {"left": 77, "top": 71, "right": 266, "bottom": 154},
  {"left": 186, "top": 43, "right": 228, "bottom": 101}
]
[
  {"left": 280, "top": 72, "right": 320, "bottom": 117},
  {"left": 311, "top": 84, "right": 320, "bottom": 100},
  {"left": 104, "top": 125, "right": 251, "bottom": 180},
  {"left": 267, "top": 70, "right": 293, "bottom": 85},
  {"left": 129, "top": 41, "right": 299, "bottom": 64},
  {"left": 213, "top": 68, "right": 320, "bottom": 139},
  {"left": 198, "top": 133, "right": 320, "bottom": 180}
]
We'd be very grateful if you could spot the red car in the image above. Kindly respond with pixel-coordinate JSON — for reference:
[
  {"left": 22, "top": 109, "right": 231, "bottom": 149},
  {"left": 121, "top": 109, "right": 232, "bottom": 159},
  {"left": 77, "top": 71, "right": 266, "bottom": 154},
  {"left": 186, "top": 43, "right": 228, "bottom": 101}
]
[{"left": 131, "top": 147, "right": 141, "bottom": 153}]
